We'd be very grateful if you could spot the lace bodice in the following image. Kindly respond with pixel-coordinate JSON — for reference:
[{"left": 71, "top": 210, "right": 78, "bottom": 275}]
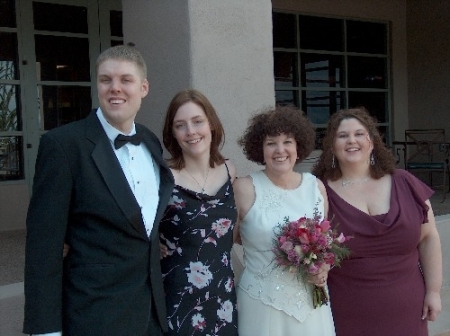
[{"left": 238, "top": 171, "right": 324, "bottom": 322}]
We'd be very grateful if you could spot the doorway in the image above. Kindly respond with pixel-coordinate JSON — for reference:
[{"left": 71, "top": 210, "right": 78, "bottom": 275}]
[
  {"left": 0, "top": 0, "right": 122, "bottom": 230},
  {"left": 0, "top": 0, "right": 122, "bottom": 185}
]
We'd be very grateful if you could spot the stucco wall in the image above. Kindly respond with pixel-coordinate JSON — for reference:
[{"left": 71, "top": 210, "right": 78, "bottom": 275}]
[
  {"left": 407, "top": 0, "right": 450, "bottom": 134},
  {"left": 0, "top": 184, "right": 27, "bottom": 231},
  {"left": 123, "top": 0, "right": 274, "bottom": 177}
]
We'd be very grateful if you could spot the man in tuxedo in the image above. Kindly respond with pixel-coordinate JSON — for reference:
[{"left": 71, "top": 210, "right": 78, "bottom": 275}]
[{"left": 23, "top": 45, "right": 174, "bottom": 335}]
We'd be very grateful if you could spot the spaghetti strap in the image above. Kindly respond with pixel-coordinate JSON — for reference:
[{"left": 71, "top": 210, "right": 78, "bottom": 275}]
[{"left": 224, "top": 159, "right": 231, "bottom": 178}]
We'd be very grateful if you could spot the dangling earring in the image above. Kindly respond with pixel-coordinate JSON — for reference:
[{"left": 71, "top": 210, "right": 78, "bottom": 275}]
[
  {"left": 331, "top": 154, "right": 336, "bottom": 169},
  {"left": 370, "top": 152, "right": 375, "bottom": 166}
]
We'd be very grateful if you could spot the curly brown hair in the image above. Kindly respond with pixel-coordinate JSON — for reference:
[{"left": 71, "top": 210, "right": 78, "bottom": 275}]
[
  {"left": 238, "top": 106, "right": 315, "bottom": 165},
  {"left": 312, "top": 107, "right": 396, "bottom": 181},
  {"left": 163, "top": 89, "right": 225, "bottom": 170}
]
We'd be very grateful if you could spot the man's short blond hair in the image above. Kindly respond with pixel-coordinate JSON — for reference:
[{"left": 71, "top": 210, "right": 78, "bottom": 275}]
[{"left": 96, "top": 44, "right": 147, "bottom": 79}]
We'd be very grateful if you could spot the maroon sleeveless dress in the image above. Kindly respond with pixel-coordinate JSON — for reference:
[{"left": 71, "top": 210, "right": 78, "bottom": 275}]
[{"left": 326, "top": 169, "right": 433, "bottom": 336}]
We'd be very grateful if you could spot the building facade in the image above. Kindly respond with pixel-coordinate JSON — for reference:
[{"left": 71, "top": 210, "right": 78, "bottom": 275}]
[{"left": 1, "top": 0, "right": 450, "bottom": 231}]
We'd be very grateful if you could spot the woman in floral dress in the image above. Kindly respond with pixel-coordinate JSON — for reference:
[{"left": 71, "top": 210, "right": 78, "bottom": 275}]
[{"left": 159, "top": 89, "right": 238, "bottom": 335}]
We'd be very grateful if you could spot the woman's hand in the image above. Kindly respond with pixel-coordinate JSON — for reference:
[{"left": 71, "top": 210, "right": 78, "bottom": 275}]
[
  {"left": 307, "top": 264, "right": 331, "bottom": 287},
  {"left": 422, "top": 291, "right": 442, "bottom": 321}
]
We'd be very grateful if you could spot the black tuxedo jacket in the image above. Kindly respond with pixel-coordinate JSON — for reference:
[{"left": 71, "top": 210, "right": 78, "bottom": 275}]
[{"left": 23, "top": 111, "right": 174, "bottom": 335}]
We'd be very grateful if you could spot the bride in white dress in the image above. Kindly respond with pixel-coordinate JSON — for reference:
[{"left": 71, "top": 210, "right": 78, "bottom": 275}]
[{"left": 233, "top": 106, "right": 336, "bottom": 336}]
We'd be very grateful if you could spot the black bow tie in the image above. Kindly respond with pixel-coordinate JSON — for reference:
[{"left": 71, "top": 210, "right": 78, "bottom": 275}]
[{"left": 114, "top": 133, "right": 142, "bottom": 149}]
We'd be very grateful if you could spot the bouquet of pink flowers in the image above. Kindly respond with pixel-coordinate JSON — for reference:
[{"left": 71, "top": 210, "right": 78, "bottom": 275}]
[{"left": 272, "top": 209, "right": 352, "bottom": 308}]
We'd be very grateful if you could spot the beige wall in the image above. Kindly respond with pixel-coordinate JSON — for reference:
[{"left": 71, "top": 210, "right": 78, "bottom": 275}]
[
  {"left": 407, "top": 0, "right": 450, "bottom": 134},
  {"left": 123, "top": 0, "right": 274, "bottom": 177},
  {"left": 0, "top": 184, "right": 28, "bottom": 231}
]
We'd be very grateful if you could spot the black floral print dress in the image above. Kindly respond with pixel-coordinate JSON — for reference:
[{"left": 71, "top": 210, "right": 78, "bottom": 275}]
[{"left": 160, "top": 176, "right": 238, "bottom": 335}]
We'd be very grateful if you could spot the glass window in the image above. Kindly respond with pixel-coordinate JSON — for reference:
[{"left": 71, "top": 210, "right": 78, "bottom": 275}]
[
  {"left": 299, "top": 15, "right": 343, "bottom": 51},
  {"left": 0, "top": 85, "right": 21, "bottom": 131},
  {"left": 111, "top": 40, "right": 123, "bottom": 47},
  {"left": 35, "top": 35, "right": 90, "bottom": 82},
  {"left": 348, "top": 91, "right": 387, "bottom": 123},
  {"left": 0, "top": 33, "right": 19, "bottom": 80},
  {"left": 275, "top": 90, "right": 299, "bottom": 107},
  {"left": 348, "top": 56, "right": 387, "bottom": 89},
  {"left": 301, "top": 90, "right": 345, "bottom": 124},
  {"left": 39, "top": 86, "right": 91, "bottom": 130},
  {"left": 347, "top": 20, "right": 387, "bottom": 54},
  {"left": 110, "top": 10, "right": 123, "bottom": 37},
  {"left": 274, "top": 52, "right": 298, "bottom": 87},
  {"left": 273, "top": 12, "right": 390, "bottom": 147},
  {"left": 33, "top": 2, "right": 88, "bottom": 34},
  {"left": 0, "top": 136, "right": 23, "bottom": 181},
  {"left": 273, "top": 13, "right": 297, "bottom": 48},
  {"left": 301, "top": 53, "right": 344, "bottom": 88},
  {"left": 0, "top": 0, "right": 16, "bottom": 28}
]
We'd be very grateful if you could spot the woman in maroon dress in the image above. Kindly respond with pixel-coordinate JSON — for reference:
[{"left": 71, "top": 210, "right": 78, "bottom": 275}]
[{"left": 313, "top": 107, "right": 442, "bottom": 336}]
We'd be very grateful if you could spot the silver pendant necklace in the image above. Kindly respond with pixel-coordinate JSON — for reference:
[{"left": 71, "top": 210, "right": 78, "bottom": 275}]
[
  {"left": 185, "top": 167, "right": 210, "bottom": 193},
  {"left": 341, "top": 176, "right": 370, "bottom": 187}
]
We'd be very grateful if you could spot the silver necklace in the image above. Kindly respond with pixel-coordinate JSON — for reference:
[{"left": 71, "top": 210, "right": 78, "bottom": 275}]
[
  {"left": 341, "top": 176, "right": 370, "bottom": 187},
  {"left": 185, "top": 167, "right": 210, "bottom": 193}
]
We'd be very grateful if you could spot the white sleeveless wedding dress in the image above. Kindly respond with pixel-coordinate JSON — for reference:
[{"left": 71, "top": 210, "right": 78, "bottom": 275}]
[{"left": 237, "top": 171, "right": 336, "bottom": 336}]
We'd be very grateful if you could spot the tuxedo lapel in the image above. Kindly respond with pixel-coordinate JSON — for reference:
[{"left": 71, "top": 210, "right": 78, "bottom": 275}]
[
  {"left": 86, "top": 112, "right": 148, "bottom": 238},
  {"left": 138, "top": 125, "right": 174, "bottom": 241}
]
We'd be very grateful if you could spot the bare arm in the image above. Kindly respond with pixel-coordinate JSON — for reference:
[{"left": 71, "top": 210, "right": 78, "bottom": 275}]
[
  {"left": 418, "top": 200, "right": 443, "bottom": 321},
  {"left": 232, "top": 176, "right": 255, "bottom": 245}
]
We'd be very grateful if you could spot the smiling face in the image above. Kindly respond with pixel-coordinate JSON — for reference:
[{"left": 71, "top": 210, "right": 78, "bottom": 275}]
[
  {"left": 172, "top": 102, "right": 212, "bottom": 159},
  {"left": 263, "top": 133, "right": 298, "bottom": 175},
  {"left": 97, "top": 59, "right": 149, "bottom": 133},
  {"left": 333, "top": 117, "right": 373, "bottom": 167}
]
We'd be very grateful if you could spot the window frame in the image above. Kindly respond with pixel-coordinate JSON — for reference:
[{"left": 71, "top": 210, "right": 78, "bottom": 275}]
[{"left": 273, "top": 11, "right": 392, "bottom": 146}]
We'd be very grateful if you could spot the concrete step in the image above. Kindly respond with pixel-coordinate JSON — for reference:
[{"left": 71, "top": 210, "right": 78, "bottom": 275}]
[{"left": 1, "top": 284, "right": 449, "bottom": 335}]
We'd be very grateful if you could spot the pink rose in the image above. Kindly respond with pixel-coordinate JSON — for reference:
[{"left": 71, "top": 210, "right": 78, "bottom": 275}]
[
  {"left": 320, "top": 219, "right": 331, "bottom": 232},
  {"left": 281, "top": 241, "right": 294, "bottom": 253}
]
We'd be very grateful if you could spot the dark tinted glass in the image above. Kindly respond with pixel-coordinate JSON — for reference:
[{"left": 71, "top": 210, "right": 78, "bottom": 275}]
[
  {"left": 273, "top": 12, "right": 297, "bottom": 48},
  {"left": 302, "top": 90, "right": 344, "bottom": 124},
  {"left": 0, "top": 33, "right": 19, "bottom": 80},
  {"left": 35, "top": 35, "right": 90, "bottom": 82},
  {"left": 275, "top": 90, "right": 299, "bottom": 107},
  {"left": 110, "top": 10, "right": 123, "bottom": 37},
  {"left": 301, "top": 53, "right": 344, "bottom": 88},
  {"left": 111, "top": 40, "right": 123, "bottom": 47},
  {"left": 0, "top": 136, "right": 24, "bottom": 181},
  {"left": 274, "top": 52, "right": 298, "bottom": 87},
  {"left": 0, "top": 85, "right": 21, "bottom": 131},
  {"left": 299, "top": 16, "right": 343, "bottom": 51},
  {"left": 315, "top": 128, "right": 328, "bottom": 150},
  {"left": 348, "top": 56, "right": 387, "bottom": 88},
  {"left": 40, "top": 86, "right": 91, "bottom": 130},
  {"left": 348, "top": 91, "right": 387, "bottom": 123},
  {"left": 347, "top": 20, "right": 387, "bottom": 54},
  {"left": 33, "top": 2, "right": 88, "bottom": 34},
  {"left": 0, "top": 0, "right": 16, "bottom": 28}
]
